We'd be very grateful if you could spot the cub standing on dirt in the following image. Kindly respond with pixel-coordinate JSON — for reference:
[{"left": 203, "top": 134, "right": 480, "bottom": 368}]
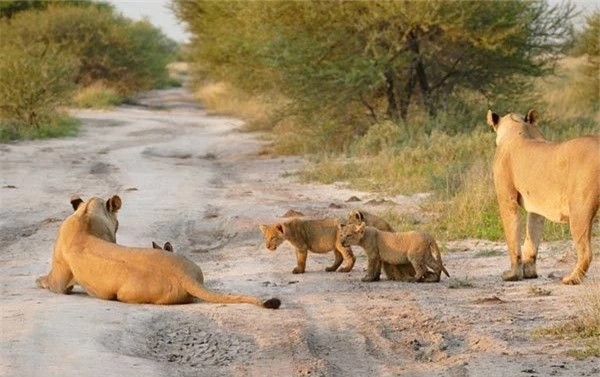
[
  {"left": 347, "top": 209, "right": 415, "bottom": 281},
  {"left": 339, "top": 222, "right": 449, "bottom": 282},
  {"left": 37, "top": 196, "right": 280, "bottom": 309},
  {"left": 259, "top": 218, "right": 355, "bottom": 274},
  {"left": 487, "top": 109, "right": 599, "bottom": 284}
]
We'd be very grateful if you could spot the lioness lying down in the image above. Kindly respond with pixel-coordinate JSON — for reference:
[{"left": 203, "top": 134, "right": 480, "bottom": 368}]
[
  {"left": 339, "top": 222, "right": 449, "bottom": 282},
  {"left": 37, "top": 196, "right": 280, "bottom": 309},
  {"left": 259, "top": 218, "right": 355, "bottom": 274},
  {"left": 488, "top": 109, "right": 599, "bottom": 284}
]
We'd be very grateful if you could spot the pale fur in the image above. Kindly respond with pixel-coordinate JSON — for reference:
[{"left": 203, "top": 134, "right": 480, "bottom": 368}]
[
  {"left": 347, "top": 210, "right": 415, "bottom": 280},
  {"left": 487, "top": 109, "right": 599, "bottom": 285},
  {"left": 37, "top": 197, "right": 280, "bottom": 309},
  {"left": 259, "top": 218, "right": 355, "bottom": 274},
  {"left": 339, "top": 222, "right": 449, "bottom": 282}
]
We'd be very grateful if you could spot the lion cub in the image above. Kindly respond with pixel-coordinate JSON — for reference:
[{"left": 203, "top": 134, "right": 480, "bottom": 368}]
[
  {"left": 259, "top": 218, "right": 355, "bottom": 274},
  {"left": 347, "top": 210, "right": 394, "bottom": 232},
  {"left": 347, "top": 210, "right": 415, "bottom": 281},
  {"left": 152, "top": 241, "right": 174, "bottom": 252},
  {"left": 339, "top": 222, "right": 449, "bottom": 282}
]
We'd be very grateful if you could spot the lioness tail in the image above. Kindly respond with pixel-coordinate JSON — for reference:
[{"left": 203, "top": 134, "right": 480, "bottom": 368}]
[{"left": 181, "top": 276, "right": 281, "bottom": 309}]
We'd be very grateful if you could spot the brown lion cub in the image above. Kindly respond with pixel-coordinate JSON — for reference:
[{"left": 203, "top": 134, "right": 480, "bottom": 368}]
[
  {"left": 347, "top": 209, "right": 415, "bottom": 281},
  {"left": 339, "top": 222, "right": 449, "bottom": 282},
  {"left": 347, "top": 210, "right": 394, "bottom": 232},
  {"left": 152, "top": 241, "right": 174, "bottom": 252},
  {"left": 259, "top": 218, "right": 355, "bottom": 274}
]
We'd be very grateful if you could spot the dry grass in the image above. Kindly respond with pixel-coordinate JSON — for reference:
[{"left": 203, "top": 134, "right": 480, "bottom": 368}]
[
  {"left": 533, "top": 280, "right": 600, "bottom": 359},
  {"left": 195, "top": 82, "right": 283, "bottom": 131},
  {"left": 72, "top": 82, "right": 122, "bottom": 109}
]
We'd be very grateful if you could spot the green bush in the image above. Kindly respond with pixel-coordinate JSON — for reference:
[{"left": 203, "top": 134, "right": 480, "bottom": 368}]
[
  {"left": 0, "top": 4, "right": 177, "bottom": 96},
  {"left": 0, "top": 115, "right": 80, "bottom": 141},
  {"left": 0, "top": 41, "right": 77, "bottom": 131}
]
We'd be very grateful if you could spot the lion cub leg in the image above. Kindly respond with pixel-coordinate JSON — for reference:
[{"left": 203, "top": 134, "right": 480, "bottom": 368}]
[
  {"left": 334, "top": 243, "right": 356, "bottom": 273},
  {"left": 293, "top": 248, "right": 308, "bottom": 274},
  {"left": 382, "top": 263, "right": 415, "bottom": 281},
  {"left": 325, "top": 249, "right": 344, "bottom": 272},
  {"left": 522, "top": 213, "right": 544, "bottom": 279},
  {"left": 362, "top": 256, "right": 382, "bottom": 282}
]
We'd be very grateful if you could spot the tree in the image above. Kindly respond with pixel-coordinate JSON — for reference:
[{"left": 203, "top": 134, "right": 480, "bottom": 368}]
[
  {"left": 173, "top": 0, "right": 576, "bottom": 132},
  {"left": 571, "top": 10, "right": 599, "bottom": 112}
]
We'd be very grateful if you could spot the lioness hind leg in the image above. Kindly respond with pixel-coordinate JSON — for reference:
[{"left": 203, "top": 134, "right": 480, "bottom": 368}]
[
  {"left": 562, "top": 212, "right": 595, "bottom": 285},
  {"left": 523, "top": 213, "right": 544, "bottom": 279},
  {"left": 325, "top": 250, "right": 344, "bottom": 272}
]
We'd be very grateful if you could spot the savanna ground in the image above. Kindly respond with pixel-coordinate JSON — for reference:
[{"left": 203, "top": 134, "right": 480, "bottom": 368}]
[{"left": 0, "top": 87, "right": 598, "bottom": 377}]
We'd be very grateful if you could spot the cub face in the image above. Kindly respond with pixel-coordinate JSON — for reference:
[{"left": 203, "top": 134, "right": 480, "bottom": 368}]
[
  {"left": 339, "top": 222, "right": 366, "bottom": 247},
  {"left": 259, "top": 223, "right": 285, "bottom": 251}
]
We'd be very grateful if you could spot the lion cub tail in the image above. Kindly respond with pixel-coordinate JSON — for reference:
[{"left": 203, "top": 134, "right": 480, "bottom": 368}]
[
  {"left": 181, "top": 277, "right": 281, "bottom": 309},
  {"left": 431, "top": 240, "right": 450, "bottom": 278}
]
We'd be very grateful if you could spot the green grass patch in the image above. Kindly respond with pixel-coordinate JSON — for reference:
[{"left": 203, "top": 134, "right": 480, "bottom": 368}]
[
  {"left": 0, "top": 115, "right": 80, "bottom": 141},
  {"left": 72, "top": 83, "right": 123, "bottom": 109}
]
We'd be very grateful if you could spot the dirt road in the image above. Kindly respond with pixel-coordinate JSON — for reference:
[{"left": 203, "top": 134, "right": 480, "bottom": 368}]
[{"left": 1, "top": 87, "right": 598, "bottom": 377}]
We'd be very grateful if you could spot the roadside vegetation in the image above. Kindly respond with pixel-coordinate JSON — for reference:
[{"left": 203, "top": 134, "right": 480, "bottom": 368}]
[
  {"left": 173, "top": 1, "right": 598, "bottom": 243},
  {"left": 0, "top": 0, "right": 178, "bottom": 141}
]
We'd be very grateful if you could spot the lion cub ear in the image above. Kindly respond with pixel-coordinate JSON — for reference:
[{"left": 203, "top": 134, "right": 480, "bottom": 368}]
[
  {"left": 524, "top": 109, "right": 539, "bottom": 125},
  {"left": 163, "top": 242, "right": 174, "bottom": 252},
  {"left": 70, "top": 195, "right": 84, "bottom": 211},
  {"left": 259, "top": 225, "right": 268, "bottom": 235},
  {"left": 486, "top": 109, "right": 500, "bottom": 131},
  {"left": 357, "top": 222, "right": 366, "bottom": 232},
  {"left": 275, "top": 223, "right": 284, "bottom": 234},
  {"left": 152, "top": 241, "right": 161, "bottom": 249},
  {"left": 106, "top": 195, "right": 122, "bottom": 213}
]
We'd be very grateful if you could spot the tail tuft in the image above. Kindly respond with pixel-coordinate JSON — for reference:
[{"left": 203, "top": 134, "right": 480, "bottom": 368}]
[{"left": 263, "top": 298, "right": 281, "bottom": 309}]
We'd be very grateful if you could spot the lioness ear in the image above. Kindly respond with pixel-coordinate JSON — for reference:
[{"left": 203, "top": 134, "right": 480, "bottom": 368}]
[
  {"left": 486, "top": 109, "right": 500, "bottom": 131},
  {"left": 70, "top": 195, "right": 84, "bottom": 211},
  {"left": 357, "top": 211, "right": 364, "bottom": 221},
  {"left": 276, "top": 223, "right": 284, "bottom": 234},
  {"left": 259, "top": 225, "right": 268, "bottom": 235},
  {"left": 106, "top": 195, "right": 122, "bottom": 213},
  {"left": 152, "top": 241, "right": 161, "bottom": 249},
  {"left": 163, "top": 242, "right": 174, "bottom": 252},
  {"left": 525, "top": 109, "right": 539, "bottom": 125}
]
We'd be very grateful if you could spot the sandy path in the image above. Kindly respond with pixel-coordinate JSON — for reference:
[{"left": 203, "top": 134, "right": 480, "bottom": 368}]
[{"left": 0, "top": 87, "right": 598, "bottom": 377}]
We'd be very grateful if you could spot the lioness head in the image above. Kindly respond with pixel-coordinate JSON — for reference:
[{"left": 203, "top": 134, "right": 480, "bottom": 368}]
[
  {"left": 71, "top": 195, "right": 121, "bottom": 243},
  {"left": 338, "top": 222, "right": 366, "bottom": 247},
  {"left": 152, "top": 241, "right": 174, "bottom": 252},
  {"left": 487, "top": 109, "right": 544, "bottom": 145},
  {"left": 259, "top": 223, "right": 285, "bottom": 251}
]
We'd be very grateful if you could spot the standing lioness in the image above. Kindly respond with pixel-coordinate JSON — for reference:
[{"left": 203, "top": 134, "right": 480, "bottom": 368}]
[
  {"left": 37, "top": 196, "right": 280, "bottom": 309},
  {"left": 339, "top": 222, "right": 449, "bottom": 282},
  {"left": 488, "top": 109, "right": 599, "bottom": 284},
  {"left": 259, "top": 218, "right": 355, "bottom": 274}
]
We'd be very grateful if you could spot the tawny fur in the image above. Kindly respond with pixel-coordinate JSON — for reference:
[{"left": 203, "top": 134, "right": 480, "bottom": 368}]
[
  {"left": 37, "top": 197, "right": 280, "bottom": 309},
  {"left": 488, "top": 109, "right": 599, "bottom": 285},
  {"left": 347, "top": 210, "right": 415, "bottom": 280},
  {"left": 339, "top": 222, "right": 449, "bottom": 283},
  {"left": 259, "top": 218, "right": 355, "bottom": 274}
]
